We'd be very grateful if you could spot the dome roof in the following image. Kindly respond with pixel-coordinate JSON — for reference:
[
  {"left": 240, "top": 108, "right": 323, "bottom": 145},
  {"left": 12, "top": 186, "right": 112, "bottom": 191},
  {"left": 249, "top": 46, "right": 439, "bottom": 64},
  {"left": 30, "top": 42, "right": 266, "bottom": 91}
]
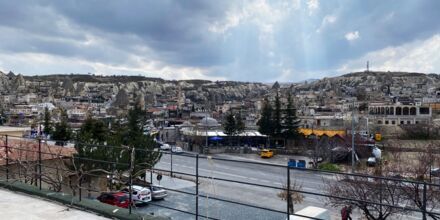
[
  {"left": 198, "top": 117, "right": 219, "bottom": 127},
  {"left": 181, "top": 121, "right": 193, "bottom": 127}
]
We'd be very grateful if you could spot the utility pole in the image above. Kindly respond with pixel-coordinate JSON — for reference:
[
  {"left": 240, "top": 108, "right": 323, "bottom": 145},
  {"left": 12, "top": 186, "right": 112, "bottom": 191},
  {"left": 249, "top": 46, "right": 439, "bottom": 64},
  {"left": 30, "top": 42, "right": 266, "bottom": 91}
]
[
  {"left": 366, "top": 116, "right": 369, "bottom": 137},
  {"left": 312, "top": 114, "right": 317, "bottom": 168},
  {"left": 351, "top": 99, "right": 356, "bottom": 173},
  {"left": 205, "top": 103, "right": 208, "bottom": 153}
]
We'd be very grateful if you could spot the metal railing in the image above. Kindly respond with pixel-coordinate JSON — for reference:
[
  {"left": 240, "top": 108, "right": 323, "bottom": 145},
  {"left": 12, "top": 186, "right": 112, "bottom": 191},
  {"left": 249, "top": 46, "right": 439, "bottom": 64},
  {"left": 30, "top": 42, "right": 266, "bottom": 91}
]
[{"left": 0, "top": 134, "right": 439, "bottom": 220}]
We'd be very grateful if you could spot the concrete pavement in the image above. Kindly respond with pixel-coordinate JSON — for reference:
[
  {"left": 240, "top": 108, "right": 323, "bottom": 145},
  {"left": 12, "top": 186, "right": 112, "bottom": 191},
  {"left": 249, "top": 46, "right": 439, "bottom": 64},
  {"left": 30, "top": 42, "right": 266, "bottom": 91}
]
[{"left": 0, "top": 188, "right": 108, "bottom": 220}]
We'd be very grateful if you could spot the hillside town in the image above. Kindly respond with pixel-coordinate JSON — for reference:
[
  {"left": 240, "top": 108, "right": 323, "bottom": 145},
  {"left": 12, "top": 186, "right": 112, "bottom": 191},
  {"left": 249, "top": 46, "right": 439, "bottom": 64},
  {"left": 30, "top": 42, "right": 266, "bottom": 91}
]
[
  {"left": 1, "top": 70, "right": 439, "bottom": 147},
  {"left": 2, "top": 1, "right": 440, "bottom": 219},
  {"left": 2, "top": 67, "right": 440, "bottom": 220}
]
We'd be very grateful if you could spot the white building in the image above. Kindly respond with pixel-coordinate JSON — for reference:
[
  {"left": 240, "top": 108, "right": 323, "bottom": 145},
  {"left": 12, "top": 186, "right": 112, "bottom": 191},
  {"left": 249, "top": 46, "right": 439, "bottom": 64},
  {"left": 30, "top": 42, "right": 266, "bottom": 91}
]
[{"left": 368, "top": 104, "right": 432, "bottom": 125}]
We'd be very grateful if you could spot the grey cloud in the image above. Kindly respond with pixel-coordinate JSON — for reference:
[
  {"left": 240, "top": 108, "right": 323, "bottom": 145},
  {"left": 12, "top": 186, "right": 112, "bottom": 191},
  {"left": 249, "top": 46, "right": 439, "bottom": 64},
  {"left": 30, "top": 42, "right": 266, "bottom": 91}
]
[
  {"left": 0, "top": 0, "right": 439, "bottom": 82},
  {"left": 47, "top": 0, "right": 233, "bottom": 66}
]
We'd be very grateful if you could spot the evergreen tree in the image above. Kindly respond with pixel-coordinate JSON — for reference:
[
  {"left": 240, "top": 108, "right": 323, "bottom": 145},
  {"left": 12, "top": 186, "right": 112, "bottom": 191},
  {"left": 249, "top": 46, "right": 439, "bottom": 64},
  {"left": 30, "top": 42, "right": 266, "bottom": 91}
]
[
  {"left": 73, "top": 106, "right": 161, "bottom": 179},
  {"left": 77, "top": 117, "right": 108, "bottom": 144},
  {"left": 51, "top": 109, "right": 72, "bottom": 146},
  {"left": 282, "top": 93, "right": 300, "bottom": 140},
  {"left": 223, "top": 111, "right": 236, "bottom": 136},
  {"left": 235, "top": 113, "right": 245, "bottom": 134},
  {"left": 273, "top": 91, "right": 283, "bottom": 137},
  {"left": 257, "top": 98, "right": 274, "bottom": 136},
  {"left": 121, "top": 106, "right": 161, "bottom": 177},
  {"left": 0, "top": 108, "right": 5, "bottom": 125},
  {"left": 223, "top": 110, "right": 236, "bottom": 146},
  {"left": 75, "top": 117, "right": 111, "bottom": 171},
  {"left": 43, "top": 107, "right": 52, "bottom": 136}
]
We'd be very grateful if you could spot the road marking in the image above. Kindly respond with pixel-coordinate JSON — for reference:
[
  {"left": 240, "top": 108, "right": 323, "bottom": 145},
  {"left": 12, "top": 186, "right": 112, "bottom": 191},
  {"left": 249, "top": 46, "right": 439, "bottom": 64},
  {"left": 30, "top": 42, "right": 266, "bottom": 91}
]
[{"left": 156, "top": 161, "right": 330, "bottom": 191}]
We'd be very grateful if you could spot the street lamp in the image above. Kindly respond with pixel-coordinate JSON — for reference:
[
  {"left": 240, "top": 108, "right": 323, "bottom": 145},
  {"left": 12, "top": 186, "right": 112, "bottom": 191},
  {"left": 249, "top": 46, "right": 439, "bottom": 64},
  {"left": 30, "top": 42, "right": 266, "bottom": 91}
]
[
  {"left": 205, "top": 114, "right": 208, "bottom": 153},
  {"left": 351, "top": 99, "right": 357, "bottom": 173}
]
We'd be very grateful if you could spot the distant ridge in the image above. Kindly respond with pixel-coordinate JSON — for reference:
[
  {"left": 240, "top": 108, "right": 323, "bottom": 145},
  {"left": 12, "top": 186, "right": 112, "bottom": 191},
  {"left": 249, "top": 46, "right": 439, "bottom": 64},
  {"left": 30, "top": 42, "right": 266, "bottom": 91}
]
[
  {"left": 23, "top": 74, "right": 165, "bottom": 83},
  {"left": 3, "top": 70, "right": 439, "bottom": 85},
  {"left": 341, "top": 71, "right": 437, "bottom": 78}
]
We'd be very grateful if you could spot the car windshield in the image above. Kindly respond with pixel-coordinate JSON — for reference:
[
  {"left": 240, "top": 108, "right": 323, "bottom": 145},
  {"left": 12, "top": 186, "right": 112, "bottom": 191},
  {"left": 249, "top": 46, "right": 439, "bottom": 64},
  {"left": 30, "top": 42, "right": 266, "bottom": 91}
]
[
  {"left": 118, "top": 195, "right": 128, "bottom": 202},
  {"left": 152, "top": 186, "right": 162, "bottom": 191}
]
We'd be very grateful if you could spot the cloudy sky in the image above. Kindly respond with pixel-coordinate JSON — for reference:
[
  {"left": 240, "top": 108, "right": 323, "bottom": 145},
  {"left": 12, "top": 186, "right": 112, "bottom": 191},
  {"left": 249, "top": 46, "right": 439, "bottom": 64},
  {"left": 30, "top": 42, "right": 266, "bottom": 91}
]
[{"left": 0, "top": 0, "right": 439, "bottom": 82}]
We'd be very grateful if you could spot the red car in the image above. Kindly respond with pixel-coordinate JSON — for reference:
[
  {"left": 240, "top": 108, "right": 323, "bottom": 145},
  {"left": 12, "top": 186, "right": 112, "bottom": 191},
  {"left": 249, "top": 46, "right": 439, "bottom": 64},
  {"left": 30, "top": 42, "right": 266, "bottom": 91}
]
[{"left": 97, "top": 192, "right": 130, "bottom": 208}]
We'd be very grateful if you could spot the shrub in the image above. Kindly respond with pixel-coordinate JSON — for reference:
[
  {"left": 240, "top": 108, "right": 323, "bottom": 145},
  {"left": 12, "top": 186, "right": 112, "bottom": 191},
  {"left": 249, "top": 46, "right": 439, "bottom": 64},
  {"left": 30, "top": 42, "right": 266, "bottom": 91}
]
[{"left": 318, "top": 162, "right": 341, "bottom": 172}]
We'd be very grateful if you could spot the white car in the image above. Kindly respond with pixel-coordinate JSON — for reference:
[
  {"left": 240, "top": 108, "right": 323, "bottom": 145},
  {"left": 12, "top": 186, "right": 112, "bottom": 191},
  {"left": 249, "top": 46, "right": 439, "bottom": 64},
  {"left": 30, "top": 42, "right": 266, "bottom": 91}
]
[
  {"left": 288, "top": 206, "right": 330, "bottom": 220},
  {"left": 160, "top": 144, "right": 171, "bottom": 150},
  {"left": 367, "top": 157, "right": 377, "bottom": 166},
  {"left": 431, "top": 168, "right": 440, "bottom": 177},
  {"left": 120, "top": 185, "right": 152, "bottom": 204},
  {"left": 150, "top": 185, "right": 168, "bottom": 200},
  {"left": 171, "top": 146, "right": 183, "bottom": 154}
]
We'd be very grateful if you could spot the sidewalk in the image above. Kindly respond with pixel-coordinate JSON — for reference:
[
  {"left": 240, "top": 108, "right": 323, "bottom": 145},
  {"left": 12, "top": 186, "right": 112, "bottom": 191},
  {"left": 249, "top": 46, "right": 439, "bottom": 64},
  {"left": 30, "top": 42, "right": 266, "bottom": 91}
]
[
  {"left": 216, "top": 153, "right": 312, "bottom": 166},
  {"left": 147, "top": 172, "right": 196, "bottom": 190},
  {"left": 0, "top": 188, "right": 108, "bottom": 220}
]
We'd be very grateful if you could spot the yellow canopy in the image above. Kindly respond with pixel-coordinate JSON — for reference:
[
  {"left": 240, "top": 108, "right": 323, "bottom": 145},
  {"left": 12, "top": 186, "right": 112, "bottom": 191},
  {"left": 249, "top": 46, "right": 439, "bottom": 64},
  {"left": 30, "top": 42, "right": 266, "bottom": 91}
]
[{"left": 298, "top": 128, "right": 345, "bottom": 137}]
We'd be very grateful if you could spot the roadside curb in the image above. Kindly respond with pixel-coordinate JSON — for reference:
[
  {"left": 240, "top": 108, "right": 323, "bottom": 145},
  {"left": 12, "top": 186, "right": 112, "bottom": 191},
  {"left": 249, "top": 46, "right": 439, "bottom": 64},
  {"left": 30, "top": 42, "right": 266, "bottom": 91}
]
[
  {"left": 0, "top": 180, "right": 170, "bottom": 220},
  {"left": 214, "top": 154, "right": 287, "bottom": 166}
]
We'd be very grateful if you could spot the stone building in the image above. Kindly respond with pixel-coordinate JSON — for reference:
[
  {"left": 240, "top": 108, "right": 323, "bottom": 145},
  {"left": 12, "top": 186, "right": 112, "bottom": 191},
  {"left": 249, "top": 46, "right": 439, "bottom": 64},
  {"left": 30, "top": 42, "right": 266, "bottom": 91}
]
[{"left": 368, "top": 103, "right": 432, "bottom": 126}]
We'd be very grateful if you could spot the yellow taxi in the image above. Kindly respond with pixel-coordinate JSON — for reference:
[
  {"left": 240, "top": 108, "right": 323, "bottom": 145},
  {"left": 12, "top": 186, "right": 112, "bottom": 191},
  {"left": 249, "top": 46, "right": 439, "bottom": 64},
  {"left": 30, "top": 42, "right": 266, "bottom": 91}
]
[
  {"left": 375, "top": 133, "right": 382, "bottom": 141},
  {"left": 260, "top": 149, "right": 274, "bottom": 158}
]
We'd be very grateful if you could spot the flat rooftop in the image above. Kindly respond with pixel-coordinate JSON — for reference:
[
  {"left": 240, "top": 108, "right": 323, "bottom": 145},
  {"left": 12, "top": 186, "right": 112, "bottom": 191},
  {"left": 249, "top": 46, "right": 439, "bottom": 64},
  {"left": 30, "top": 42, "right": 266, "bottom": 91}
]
[{"left": 0, "top": 188, "right": 108, "bottom": 220}]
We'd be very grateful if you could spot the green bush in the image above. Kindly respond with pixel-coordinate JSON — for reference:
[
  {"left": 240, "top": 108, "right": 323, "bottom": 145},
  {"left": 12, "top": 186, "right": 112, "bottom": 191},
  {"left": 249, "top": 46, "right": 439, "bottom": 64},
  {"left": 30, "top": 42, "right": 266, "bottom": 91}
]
[{"left": 318, "top": 162, "right": 341, "bottom": 172}]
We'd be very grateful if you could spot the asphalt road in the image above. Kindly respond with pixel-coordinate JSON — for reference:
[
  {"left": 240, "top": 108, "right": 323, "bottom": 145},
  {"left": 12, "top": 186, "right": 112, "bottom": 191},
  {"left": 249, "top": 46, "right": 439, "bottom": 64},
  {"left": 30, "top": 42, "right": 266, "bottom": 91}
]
[
  {"left": 137, "top": 152, "right": 424, "bottom": 220},
  {"left": 137, "top": 153, "right": 342, "bottom": 220}
]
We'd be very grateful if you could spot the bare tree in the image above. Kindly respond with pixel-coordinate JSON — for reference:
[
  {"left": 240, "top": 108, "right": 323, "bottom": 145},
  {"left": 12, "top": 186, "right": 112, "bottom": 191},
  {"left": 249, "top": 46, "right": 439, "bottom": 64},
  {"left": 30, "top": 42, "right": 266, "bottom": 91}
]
[
  {"left": 2, "top": 139, "right": 68, "bottom": 192},
  {"left": 387, "top": 142, "right": 440, "bottom": 219},
  {"left": 278, "top": 179, "right": 305, "bottom": 214},
  {"left": 325, "top": 174, "right": 408, "bottom": 220}
]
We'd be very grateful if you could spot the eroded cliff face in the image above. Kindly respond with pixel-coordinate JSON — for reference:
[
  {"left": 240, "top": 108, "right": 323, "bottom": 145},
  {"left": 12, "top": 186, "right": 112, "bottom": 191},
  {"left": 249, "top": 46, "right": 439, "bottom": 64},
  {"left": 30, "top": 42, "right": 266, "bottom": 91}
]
[
  {"left": 2, "top": 74, "right": 270, "bottom": 104},
  {"left": 3, "top": 71, "right": 439, "bottom": 104}
]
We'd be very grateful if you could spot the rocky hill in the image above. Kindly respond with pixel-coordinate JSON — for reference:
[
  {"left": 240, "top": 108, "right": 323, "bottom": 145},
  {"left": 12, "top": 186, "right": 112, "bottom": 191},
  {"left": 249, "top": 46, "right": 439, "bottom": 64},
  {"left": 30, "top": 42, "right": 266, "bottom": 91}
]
[
  {"left": 0, "top": 71, "right": 270, "bottom": 104},
  {"left": 293, "top": 71, "right": 440, "bottom": 100},
  {"left": 2, "top": 70, "right": 439, "bottom": 104}
]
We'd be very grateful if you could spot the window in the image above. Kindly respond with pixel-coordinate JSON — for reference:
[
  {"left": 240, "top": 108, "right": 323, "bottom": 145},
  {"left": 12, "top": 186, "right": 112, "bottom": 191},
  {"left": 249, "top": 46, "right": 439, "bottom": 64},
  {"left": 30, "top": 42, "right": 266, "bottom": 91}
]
[
  {"left": 396, "top": 107, "right": 402, "bottom": 115},
  {"left": 410, "top": 107, "right": 416, "bottom": 115},
  {"left": 385, "top": 120, "right": 389, "bottom": 125},
  {"left": 407, "top": 121, "right": 411, "bottom": 124},
  {"left": 378, "top": 120, "right": 382, "bottom": 124},
  {"left": 118, "top": 196, "right": 128, "bottom": 202},
  {"left": 400, "top": 121, "right": 404, "bottom": 124},
  {"left": 392, "top": 121, "right": 395, "bottom": 125},
  {"left": 416, "top": 121, "right": 419, "bottom": 124},
  {"left": 420, "top": 107, "right": 429, "bottom": 114},
  {"left": 403, "top": 107, "right": 409, "bottom": 115}
]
